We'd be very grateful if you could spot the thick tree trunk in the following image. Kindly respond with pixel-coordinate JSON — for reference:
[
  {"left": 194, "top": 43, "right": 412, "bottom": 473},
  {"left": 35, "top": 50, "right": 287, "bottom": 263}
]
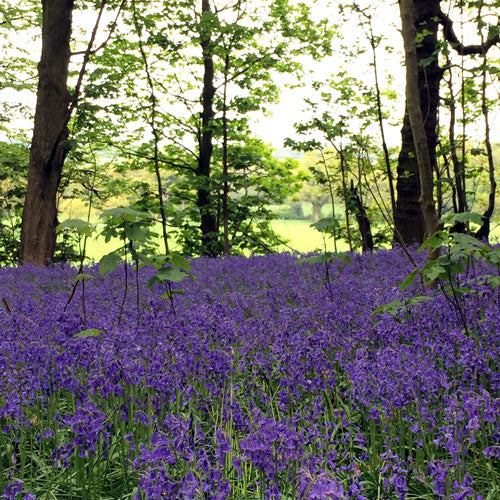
[
  {"left": 19, "top": 0, "right": 74, "bottom": 265},
  {"left": 400, "top": 0, "right": 440, "bottom": 256},
  {"left": 394, "top": 0, "right": 441, "bottom": 246},
  {"left": 196, "top": 0, "right": 218, "bottom": 256},
  {"left": 394, "top": 111, "right": 425, "bottom": 245}
]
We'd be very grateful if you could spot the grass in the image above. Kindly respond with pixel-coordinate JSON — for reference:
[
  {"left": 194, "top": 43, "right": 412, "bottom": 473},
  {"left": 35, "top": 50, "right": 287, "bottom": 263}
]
[
  {"left": 270, "top": 219, "right": 349, "bottom": 253},
  {"left": 60, "top": 198, "right": 500, "bottom": 262}
]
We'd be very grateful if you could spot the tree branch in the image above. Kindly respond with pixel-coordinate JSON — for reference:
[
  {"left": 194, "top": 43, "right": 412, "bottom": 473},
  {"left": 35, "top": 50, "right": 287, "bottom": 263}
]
[
  {"left": 438, "top": 10, "right": 499, "bottom": 55},
  {"left": 71, "top": 0, "right": 125, "bottom": 56},
  {"left": 111, "top": 142, "right": 196, "bottom": 172}
]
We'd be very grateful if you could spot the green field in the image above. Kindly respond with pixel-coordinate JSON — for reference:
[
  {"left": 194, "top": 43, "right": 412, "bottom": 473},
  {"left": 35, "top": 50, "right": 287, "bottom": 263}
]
[
  {"left": 78, "top": 219, "right": 346, "bottom": 262},
  {"left": 62, "top": 196, "right": 500, "bottom": 262},
  {"left": 270, "top": 219, "right": 349, "bottom": 253}
]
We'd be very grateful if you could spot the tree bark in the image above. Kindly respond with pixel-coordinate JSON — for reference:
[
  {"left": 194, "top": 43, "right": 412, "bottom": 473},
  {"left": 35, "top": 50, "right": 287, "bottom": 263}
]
[
  {"left": 445, "top": 55, "right": 468, "bottom": 222},
  {"left": 475, "top": 52, "right": 497, "bottom": 241},
  {"left": 196, "top": 0, "right": 218, "bottom": 256},
  {"left": 394, "top": 110, "right": 425, "bottom": 245},
  {"left": 349, "top": 180, "right": 373, "bottom": 253},
  {"left": 394, "top": 0, "right": 441, "bottom": 246},
  {"left": 19, "top": 0, "right": 74, "bottom": 265},
  {"left": 222, "top": 53, "right": 231, "bottom": 256},
  {"left": 311, "top": 201, "right": 324, "bottom": 222},
  {"left": 399, "top": 0, "right": 440, "bottom": 255},
  {"left": 339, "top": 148, "right": 353, "bottom": 252}
]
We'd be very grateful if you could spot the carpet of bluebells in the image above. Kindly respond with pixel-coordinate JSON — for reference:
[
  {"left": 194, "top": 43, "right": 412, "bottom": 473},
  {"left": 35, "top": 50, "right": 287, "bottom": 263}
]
[{"left": 0, "top": 248, "right": 499, "bottom": 499}]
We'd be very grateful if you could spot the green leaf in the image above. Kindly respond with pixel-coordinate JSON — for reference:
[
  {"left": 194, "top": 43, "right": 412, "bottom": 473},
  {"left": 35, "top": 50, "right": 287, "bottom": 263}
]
[
  {"left": 442, "top": 212, "right": 483, "bottom": 226},
  {"left": 450, "top": 232, "right": 488, "bottom": 252},
  {"left": 453, "top": 286, "right": 472, "bottom": 298},
  {"left": 75, "top": 329, "right": 103, "bottom": 338},
  {"left": 297, "top": 252, "right": 350, "bottom": 265},
  {"left": 147, "top": 266, "right": 195, "bottom": 289},
  {"left": 418, "top": 231, "right": 446, "bottom": 252},
  {"left": 72, "top": 273, "right": 93, "bottom": 284},
  {"left": 372, "top": 299, "right": 404, "bottom": 317},
  {"left": 161, "top": 290, "right": 184, "bottom": 300},
  {"left": 56, "top": 218, "right": 94, "bottom": 237},
  {"left": 400, "top": 268, "right": 419, "bottom": 291},
  {"left": 310, "top": 217, "right": 339, "bottom": 232},
  {"left": 169, "top": 253, "right": 192, "bottom": 271},
  {"left": 490, "top": 276, "right": 500, "bottom": 289},
  {"left": 422, "top": 263, "right": 446, "bottom": 282},
  {"left": 420, "top": 55, "right": 436, "bottom": 67},
  {"left": 297, "top": 252, "right": 335, "bottom": 264},
  {"left": 407, "top": 296, "right": 433, "bottom": 306},
  {"left": 156, "top": 267, "right": 192, "bottom": 282},
  {"left": 99, "top": 253, "right": 122, "bottom": 275},
  {"left": 100, "top": 207, "right": 150, "bottom": 222},
  {"left": 124, "top": 223, "right": 148, "bottom": 243},
  {"left": 486, "top": 248, "right": 500, "bottom": 266}
]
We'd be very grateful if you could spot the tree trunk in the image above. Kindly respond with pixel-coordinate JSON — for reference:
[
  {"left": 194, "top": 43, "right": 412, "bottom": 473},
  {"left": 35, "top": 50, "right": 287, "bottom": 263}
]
[
  {"left": 196, "top": 0, "right": 218, "bottom": 256},
  {"left": 132, "top": 0, "right": 170, "bottom": 255},
  {"left": 446, "top": 56, "right": 468, "bottom": 218},
  {"left": 394, "top": 111, "right": 425, "bottom": 245},
  {"left": 222, "top": 53, "right": 231, "bottom": 256},
  {"left": 311, "top": 201, "right": 324, "bottom": 222},
  {"left": 475, "top": 52, "right": 497, "bottom": 241},
  {"left": 394, "top": 0, "right": 441, "bottom": 246},
  {"left": 399, "top": 0, "right": 440, "bottom": 256},
  {"left": 349, "top": 180, "right": 373, "bottom": 252},
  {"left": 339, "top": 149, "right": 353, "bottom": 252},
  {"left": 19, "top": 0, "right": 74, "bottom": 265}
]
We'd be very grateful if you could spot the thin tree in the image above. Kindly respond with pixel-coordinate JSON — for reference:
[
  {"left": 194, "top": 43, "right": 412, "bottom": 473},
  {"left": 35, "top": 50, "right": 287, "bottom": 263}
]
[
  {"left": 131, "top": 0, "right": 170, "bottom": 255},
  {"left": 196, "top": 0, "right": 219, "bottom": 257}
]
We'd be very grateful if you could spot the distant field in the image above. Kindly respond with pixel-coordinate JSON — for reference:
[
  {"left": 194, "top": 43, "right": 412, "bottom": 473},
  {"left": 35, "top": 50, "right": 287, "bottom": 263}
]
[
  {"left": 63, "top": 198, "right": 500, "bottom": 262},
  {"left": 78, "top": 219, "right": 345, "bottom": 262},
  {"left": 270, "top": 220, "right": 349, "bottom": 253},
  {"left": 61, "top": 199, "right": 349, "bottom": 261}
]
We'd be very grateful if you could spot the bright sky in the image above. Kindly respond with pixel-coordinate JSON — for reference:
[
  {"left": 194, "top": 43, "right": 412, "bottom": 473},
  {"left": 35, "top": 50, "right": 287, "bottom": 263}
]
[
  {"left": 254, "top": 0, "right": 500, "bottom": 149},
  {"left": 252, "top": 0, "right": 405, "bottom": 148}
]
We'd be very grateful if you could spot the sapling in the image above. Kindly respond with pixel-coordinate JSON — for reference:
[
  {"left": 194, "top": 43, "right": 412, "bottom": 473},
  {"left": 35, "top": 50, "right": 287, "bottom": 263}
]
[
  {"left": 56, "top": 218, "right": 95, "bottom": 330},
  {"left": 298, "top": 217, "right": 349, "bottom": 302},
  {"left": 144, "top": 252, "right": 197, "bottom": 315},
  {"left": 98, "top": 207, "right": 196, "bottom": 320},
  {"left": 98, "top": 207, "right": 152, "bottom": 324}
]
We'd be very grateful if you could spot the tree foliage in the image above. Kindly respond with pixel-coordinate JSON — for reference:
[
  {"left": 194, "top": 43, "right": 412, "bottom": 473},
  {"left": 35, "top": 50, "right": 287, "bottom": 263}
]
[{"left": 0, "top": 0, "right": 498, "bottom": 264}]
